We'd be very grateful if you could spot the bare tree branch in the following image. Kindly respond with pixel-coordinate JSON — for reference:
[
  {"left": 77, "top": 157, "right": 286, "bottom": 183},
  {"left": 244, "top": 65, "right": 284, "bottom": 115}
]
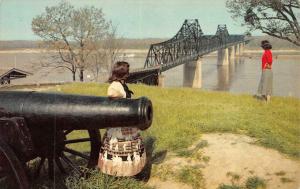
[{"left": 226, "top": 0, "right": 300, "bottom": 46}]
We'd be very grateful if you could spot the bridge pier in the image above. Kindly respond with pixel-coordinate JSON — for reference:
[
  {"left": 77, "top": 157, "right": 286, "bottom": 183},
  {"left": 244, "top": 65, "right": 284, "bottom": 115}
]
[
  {"left": 235, "top": 44, "right": 240, "bottom": 57},
  {"left": 228, "top": 46, "right": 235, "bottom": 63},
  {"left": 216, "top": 65, "right": 230, "bottom": 90},
  {"left": 183, "top": 58, "right": 202, "bottom": 88},
  {"left": 239, "top": 43, "right": 244, "bottom": 55},
  {"left": 235, "top": 43, "right": 245, "bottom": 57},
  {"left": 217, "top": 48, "right": 229, "bottom": 66},
  {"left": 158, "top": 74, "right": 165, "bottom": 87}
]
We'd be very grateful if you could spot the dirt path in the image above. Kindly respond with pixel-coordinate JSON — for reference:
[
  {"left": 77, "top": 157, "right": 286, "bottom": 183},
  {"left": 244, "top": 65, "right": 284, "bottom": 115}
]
[
  {"left": 201, "top": 133, "right": 300, "bottom": 189},
  {"left": 147, "top": 178, "right": 192, "bottom": 189},
  {"left": 148, "top": 133, "right": 300, "bottom": 189}
]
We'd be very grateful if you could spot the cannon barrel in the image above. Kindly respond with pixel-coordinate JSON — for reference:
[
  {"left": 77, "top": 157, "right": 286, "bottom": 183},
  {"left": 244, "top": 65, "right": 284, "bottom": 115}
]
[{"left": 0, "top": 91, "right": 153, "bottom": 130}]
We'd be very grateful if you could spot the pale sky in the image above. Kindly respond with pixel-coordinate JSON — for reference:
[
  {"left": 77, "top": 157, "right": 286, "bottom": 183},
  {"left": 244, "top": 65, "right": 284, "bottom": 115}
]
[{"left": 0, "top": 0, "right": 254, "bottom": 40}]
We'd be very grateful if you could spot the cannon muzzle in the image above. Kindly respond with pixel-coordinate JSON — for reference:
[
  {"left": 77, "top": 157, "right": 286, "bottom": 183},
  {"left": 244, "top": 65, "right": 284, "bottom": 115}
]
[{"left": 0, "top": 91, "right": 153, "bottom": 130}]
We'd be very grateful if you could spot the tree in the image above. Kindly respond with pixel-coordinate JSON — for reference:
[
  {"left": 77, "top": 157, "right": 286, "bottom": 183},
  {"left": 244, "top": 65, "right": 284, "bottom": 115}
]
[
  {"left": 87, "top": 24, "right": 123, "bottom": 82},
  {"left": 32, "top": 1, "right": 111, "bottom": 81},
  {"left": 226, "top": 0, "right": 300, "bottom": 46}
]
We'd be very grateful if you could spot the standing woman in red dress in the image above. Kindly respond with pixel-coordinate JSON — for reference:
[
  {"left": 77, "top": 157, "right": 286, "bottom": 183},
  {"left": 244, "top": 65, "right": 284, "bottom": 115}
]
[{"left": 257, "top": 40, "right": 273, "bottom": 102}]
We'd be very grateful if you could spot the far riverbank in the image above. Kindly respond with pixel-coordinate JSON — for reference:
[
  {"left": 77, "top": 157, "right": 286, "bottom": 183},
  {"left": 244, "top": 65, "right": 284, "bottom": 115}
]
[{"left": 0, "top": 48, "right": 300, "bottom": 56}]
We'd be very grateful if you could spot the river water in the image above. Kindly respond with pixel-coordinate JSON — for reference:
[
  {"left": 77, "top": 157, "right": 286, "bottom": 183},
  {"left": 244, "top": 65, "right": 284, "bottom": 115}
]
[{"left": 0, "top": 51, "right": 299, "bottom": 98}]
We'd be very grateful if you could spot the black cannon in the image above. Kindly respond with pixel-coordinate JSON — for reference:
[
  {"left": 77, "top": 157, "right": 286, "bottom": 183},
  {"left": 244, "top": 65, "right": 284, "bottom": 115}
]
[{"left": 0, "top": 91, "right": 153, "bottom": 189}]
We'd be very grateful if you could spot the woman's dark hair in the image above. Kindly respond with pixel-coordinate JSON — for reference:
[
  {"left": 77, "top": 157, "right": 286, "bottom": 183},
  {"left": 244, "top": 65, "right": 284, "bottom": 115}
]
[
  {"left": 261, "top": 40, "right": 272, "bottom": 50},
  {"left": 108, "top": 61, "right": 130, "bottom": 83}
]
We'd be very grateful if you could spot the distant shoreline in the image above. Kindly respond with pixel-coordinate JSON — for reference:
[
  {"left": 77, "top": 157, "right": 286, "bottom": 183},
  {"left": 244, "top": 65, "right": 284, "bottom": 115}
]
[
  {"left": 0, "top": 49, "right": 150, "bottom": 54},
  {"left": 0, "top": 48, "right": 300, "bottom": 56}
]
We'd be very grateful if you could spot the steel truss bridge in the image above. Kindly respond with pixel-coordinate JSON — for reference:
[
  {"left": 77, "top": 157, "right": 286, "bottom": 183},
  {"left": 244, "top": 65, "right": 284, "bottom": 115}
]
[{"left": 127, "top": 19, "right": 247, "bottom": 85}]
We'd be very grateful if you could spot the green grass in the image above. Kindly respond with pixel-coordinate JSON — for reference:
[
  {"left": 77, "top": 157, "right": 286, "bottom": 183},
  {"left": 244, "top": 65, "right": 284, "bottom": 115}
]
[
  {"left": 151, "top": 164, "right": 205, "bottom": 189},
  {"left": 245, "top": 176, "right": 266, "bottom": 189},
  {"left": 177, "top": 166, "right": 205, "bottom": 189},
  {"left": 280, "top": 177, "right": 294, "bottom": 183},
  {"left": 28, "top": 82, "right": 300, "bottom": 188},
  {"left": 218, "top": 176, "right": 266, "bottom": 189},
  {"left": 218, "top": 185, "right": 243, "bottom": 189},
  {"left": 226, "top": 172, "right": 241, "bottom": 185},
  {"left": 56, "top": 82, "right": 300, "bottom": 158},
  {"left": 176, "top": 140, "right": 208, "bottom": 161},
  {"left": 65, "top": 168, "right": 153, "bottom": 189},
  {"left": 274, "top": 171, "right": 286, "bottom": 176}
]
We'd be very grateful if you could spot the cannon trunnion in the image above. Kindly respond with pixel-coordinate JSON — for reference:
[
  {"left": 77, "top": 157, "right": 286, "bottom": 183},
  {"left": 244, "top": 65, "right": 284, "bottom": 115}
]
[{"left": 0, "top": 91, "right": 153, "bottom": 189}]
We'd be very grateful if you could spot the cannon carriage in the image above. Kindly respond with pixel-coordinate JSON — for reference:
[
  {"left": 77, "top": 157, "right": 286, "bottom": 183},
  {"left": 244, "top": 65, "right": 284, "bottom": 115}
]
[{"left": 0, "top": 91, "right": 153, "bottom": 189}]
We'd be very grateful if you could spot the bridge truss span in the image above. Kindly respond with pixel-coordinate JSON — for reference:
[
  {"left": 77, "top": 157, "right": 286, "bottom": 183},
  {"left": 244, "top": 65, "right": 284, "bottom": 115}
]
[{"left": 143, "top": 19, "right": 247, "bottom": 72}]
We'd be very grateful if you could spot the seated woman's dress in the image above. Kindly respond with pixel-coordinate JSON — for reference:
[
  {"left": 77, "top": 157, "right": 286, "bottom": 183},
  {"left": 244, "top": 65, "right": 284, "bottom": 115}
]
[{"left": 98, "top": 81, "right": 146, "bottom": 176}]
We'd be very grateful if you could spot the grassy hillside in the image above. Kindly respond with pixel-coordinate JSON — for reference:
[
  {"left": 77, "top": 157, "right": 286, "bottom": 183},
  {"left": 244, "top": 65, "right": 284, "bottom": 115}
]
[
  {"left": 57, "top": 83, "right": 300, "bottom": 158},
  {"left": 28, "top": 83, "right": 299, "bottom": 189}
]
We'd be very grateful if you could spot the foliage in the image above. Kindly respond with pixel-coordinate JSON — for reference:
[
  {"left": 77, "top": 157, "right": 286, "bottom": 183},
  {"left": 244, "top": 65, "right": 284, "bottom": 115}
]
[{"left": 226, "top": 0, "right": 300, "bottom": 46}]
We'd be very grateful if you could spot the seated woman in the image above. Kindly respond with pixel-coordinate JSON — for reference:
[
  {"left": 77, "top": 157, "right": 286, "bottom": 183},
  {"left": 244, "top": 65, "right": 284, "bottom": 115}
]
[{"left": 98, "top": 61, "right": 146, "bottom": 176}]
